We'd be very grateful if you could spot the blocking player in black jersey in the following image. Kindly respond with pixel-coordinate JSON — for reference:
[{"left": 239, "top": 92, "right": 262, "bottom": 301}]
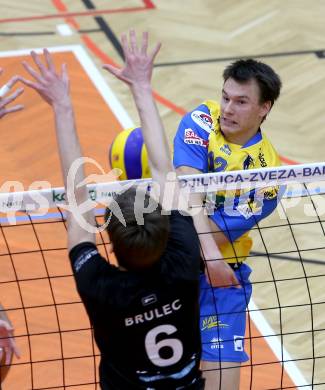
[{"left": 20, "top": 31, "right": 223, "bottom": 389}]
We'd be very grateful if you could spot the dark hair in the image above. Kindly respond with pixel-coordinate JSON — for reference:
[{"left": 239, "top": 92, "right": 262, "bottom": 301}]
[
  {"left": 104, "top": 187, "right": 169, "bottom": 271},
  {"left": 223, "top": 59, "right": 282, "bottom": 107}
]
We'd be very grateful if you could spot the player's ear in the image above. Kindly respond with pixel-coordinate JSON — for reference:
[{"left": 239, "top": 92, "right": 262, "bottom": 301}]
[{"left": 260, "top": 100, "right": 272, "bottom": 118}]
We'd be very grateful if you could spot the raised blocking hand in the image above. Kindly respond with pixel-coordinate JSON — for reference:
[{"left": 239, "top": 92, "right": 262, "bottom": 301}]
[
  {"left": 20, "top": 49, "right": 70, "bottom": 107},
  {"left": 102, "top": 30, "right": 161, "bottom": 88}
]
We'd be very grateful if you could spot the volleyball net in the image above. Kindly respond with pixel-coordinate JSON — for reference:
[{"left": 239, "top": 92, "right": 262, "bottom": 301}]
[{"left": 1, "top": 161, "right": 325, "bottom": 389}]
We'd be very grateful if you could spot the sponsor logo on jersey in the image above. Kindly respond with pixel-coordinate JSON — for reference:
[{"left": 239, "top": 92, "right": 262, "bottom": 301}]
[
  {"left": 220, "top": 144, "right": 231, "bottom": 156},
  {"left": 236, "top": 198, "right": 263, "bottom": 219},
  {"left": 74, "top": 249, "right": 98, "bottom": 272},
  {"left": 258, "top": 149, "right": 267, "bottom": 167},
  {"left": 243, "top": 154, "right": 255, "bottom": 170},
  {"left": 191, "top": 110, "right": 213, "bottom": 133},
  {"left": 256, "top": 185, "right": 279, "bottom": 200},
  {"left": 234, "top": 335, "right": 244, "bottom": 352},
  {"left": 261, "top": 186, "right": 279, "bottom": 200},
  {"left": 210, "top": 337, "right": 224, "bottom": 349},
  {"left": 201, "top": 316, "right": 229, "bottom": 331},
  {"left": 236, "top": 203, "right": 254, "bottom": 219},
  {"left": 184, "top": 128, "right": 208, "bottom": 147},
  {"left": 141, "top": 294, "right": 157, "bottom": 306}
]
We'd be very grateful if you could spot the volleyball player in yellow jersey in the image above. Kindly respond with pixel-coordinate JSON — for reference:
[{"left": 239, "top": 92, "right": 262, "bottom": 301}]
[{"left": 174, "top": 59, "right": 283, "bottom": 389}]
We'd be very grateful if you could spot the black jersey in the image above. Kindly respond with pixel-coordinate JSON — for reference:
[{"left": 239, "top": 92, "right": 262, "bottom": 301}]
[{"left": 69, "top": 211, "right": 203, "bottom": 390}]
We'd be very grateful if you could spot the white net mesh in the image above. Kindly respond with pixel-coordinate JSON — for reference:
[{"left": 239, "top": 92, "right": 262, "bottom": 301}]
[{"left": 1, "top": 162, "right": 325, "bottom": 389}]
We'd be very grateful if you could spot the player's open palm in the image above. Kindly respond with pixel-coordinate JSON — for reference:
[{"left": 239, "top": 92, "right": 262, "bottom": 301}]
[
  {"left": 20, "top": 49, "right": 70, "bottom": 106},
  {"left": 103, "top": 30, "right": 161, "bottom": 88}
]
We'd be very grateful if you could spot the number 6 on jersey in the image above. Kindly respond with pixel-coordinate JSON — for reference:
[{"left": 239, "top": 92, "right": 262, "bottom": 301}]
[{"left": 145, "top": 324, "right": 183, "bottom": 367}]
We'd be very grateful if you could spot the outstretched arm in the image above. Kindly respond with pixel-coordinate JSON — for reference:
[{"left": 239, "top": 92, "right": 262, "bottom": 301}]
[
  {"left": 0, "top": 69, "right": 24, "bottom": 119},
  {"left": 20, "top": 50, "right": 95, "bottom": 250},
  {"left": 176, "top": 166, "right": 239, "bottom": 288},
  {"left": 103, "top": 31, "right": 173, "bottom": 202},
  {"left": 103, "top": 30, "right": 235, "bottom": 287},
  {"left": 0, "top": 304, "right": 20, "bottom": 364}
]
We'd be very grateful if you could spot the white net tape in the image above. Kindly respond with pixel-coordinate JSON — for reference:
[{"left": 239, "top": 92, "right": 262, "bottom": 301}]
[{"left": 0, "top": 162, "right": 325, "bottom": 213}]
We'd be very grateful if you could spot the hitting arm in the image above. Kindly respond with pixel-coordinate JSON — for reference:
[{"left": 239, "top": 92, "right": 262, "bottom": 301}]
[
  {"left": 103, "top": 31, "right": 175, "bottom": 205},
  {"left": 176, "top": 165, "right": 240, "bottom": 288}
]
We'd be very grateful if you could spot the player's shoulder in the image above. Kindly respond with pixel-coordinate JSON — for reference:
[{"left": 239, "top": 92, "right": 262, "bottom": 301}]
[{"left": 180, "top": 100, "right": 220, "bottom": 137}]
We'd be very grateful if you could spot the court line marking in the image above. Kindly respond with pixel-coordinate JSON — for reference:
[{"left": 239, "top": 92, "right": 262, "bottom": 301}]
[
  {"left": 80, "top": 0, "right": 125, "bottom": 60},
  {"left": 0, "top": 45, "right": 308, "bottom": 387},
  {"left": 72, "top": 45, "right": 133, "bottom": 129},
  {"left": 0, "top": 0, "right": 155, "bottom": 24},
  {"left": 0, "top": 44, "right": 80, "bottom": 57},
  {"left": 56, "top": 23, "right": 74, "bottom": 36},
  {"left": 53, "top": 0, "right": 188, "bottom": 115},
  {"left": 0, "top": 44, "right": 133, "bottom": 130},
  {"left": 154, "top": 49, "right": 325, "bottom": 67},
  {"left": 249, "top": 300, "right": 311, "bottom": 389},
  {"left": 52, "top": 0, "right": 298, "bottom": 165},
  {"left": 227, "top": 11, "right": 278, "bottom": 39}
]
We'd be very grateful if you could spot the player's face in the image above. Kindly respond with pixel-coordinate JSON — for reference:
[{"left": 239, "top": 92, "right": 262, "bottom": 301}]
[{"left": 220, "top": 77, "right": 271, "bottom": 143}]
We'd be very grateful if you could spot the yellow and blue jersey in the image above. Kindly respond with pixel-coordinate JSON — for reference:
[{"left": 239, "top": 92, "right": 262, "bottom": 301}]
[{"left": 173, "top": 100, "right": 282, "bottom": 263}]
